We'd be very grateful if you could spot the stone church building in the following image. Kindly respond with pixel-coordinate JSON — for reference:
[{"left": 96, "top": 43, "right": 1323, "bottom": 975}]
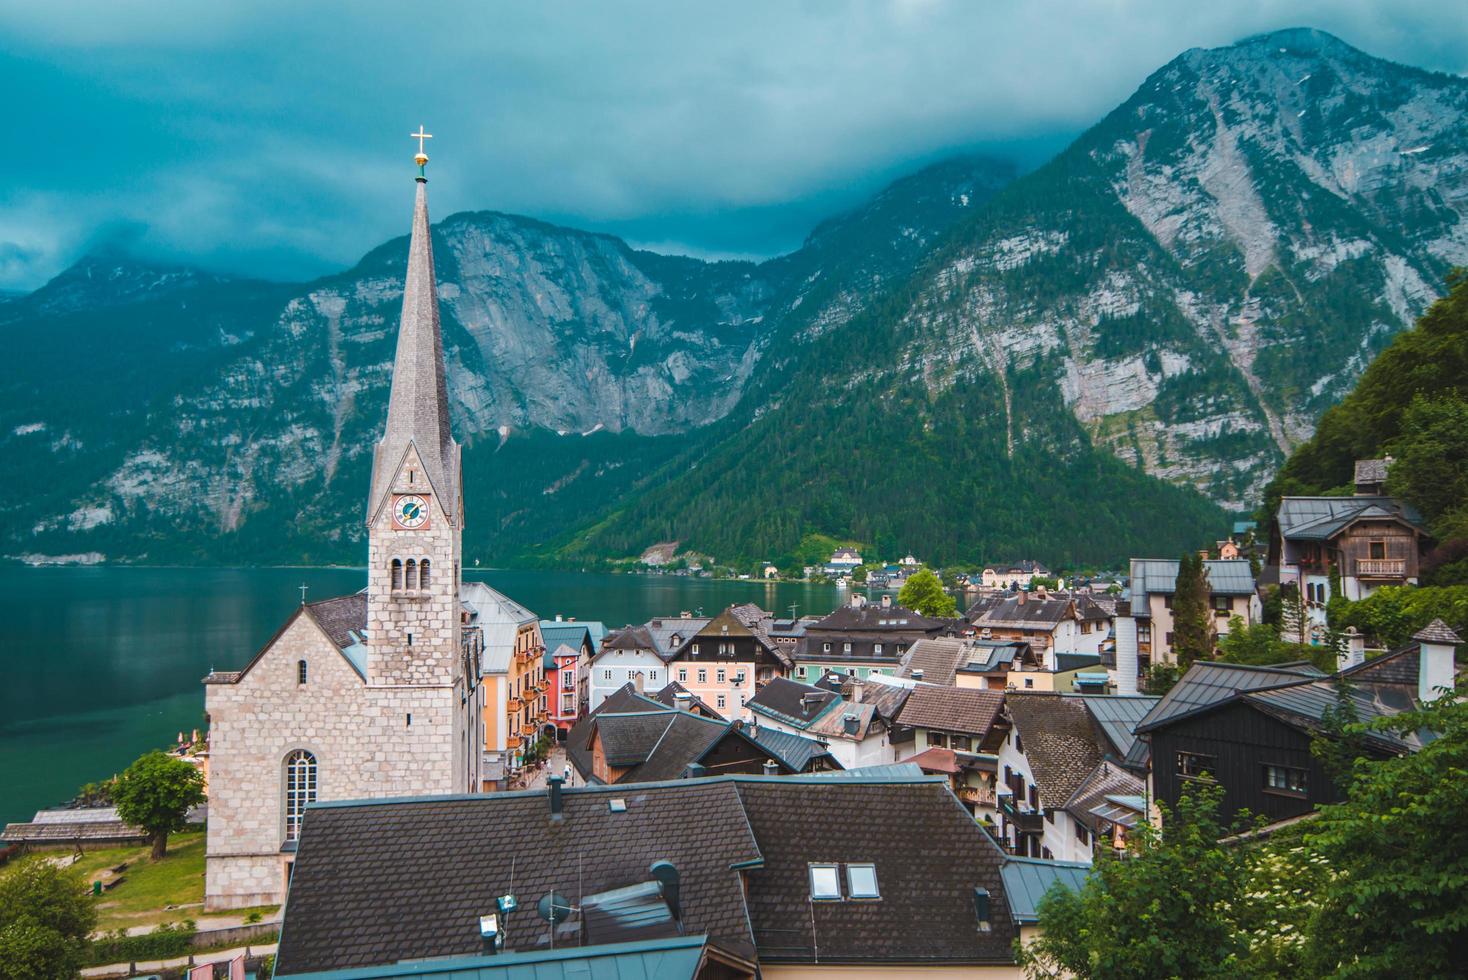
[{"left": 203, "top": 151, "right": 483, "bottom": 909}]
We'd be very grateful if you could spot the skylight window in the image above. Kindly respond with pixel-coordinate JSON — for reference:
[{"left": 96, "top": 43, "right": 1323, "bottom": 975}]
[
  {"left": 809, "top": 864, "right": 841, "bottom": 900},
  {"left": 846, "top": 864, "right": 879, "bottom": 899}
]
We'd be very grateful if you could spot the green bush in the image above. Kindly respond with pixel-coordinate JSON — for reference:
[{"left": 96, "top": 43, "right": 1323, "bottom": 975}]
[
  {"left": 1329, "top": 585, "right": 1468, "bottom": 649},
  {"left": 88, "top": 920, "right": 196, "bottom": 965}
]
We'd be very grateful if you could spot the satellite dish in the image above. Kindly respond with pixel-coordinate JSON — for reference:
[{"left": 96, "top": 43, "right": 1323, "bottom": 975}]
[{"left": 537, "top": 892, "right": 572, "bottom": 925}]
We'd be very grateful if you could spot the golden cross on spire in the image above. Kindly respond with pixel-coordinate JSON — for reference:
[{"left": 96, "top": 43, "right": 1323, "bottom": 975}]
[{"left": 410, "top": 125, "right": 432, "bottom": 176}]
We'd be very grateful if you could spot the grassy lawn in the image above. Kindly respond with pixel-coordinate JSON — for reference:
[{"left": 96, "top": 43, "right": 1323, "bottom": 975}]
[{"left": 3, "top": 831, "right": 277, "bottom": 933}]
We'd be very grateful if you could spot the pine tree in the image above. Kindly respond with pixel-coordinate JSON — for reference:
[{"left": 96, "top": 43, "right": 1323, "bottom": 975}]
[{"left": 1171, "top": 552, "right": 1214, "bottom": 667}]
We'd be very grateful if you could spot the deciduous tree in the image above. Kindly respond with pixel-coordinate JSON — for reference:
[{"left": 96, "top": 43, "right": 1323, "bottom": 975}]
[
  {"left": 896, "top": 568, "right": 957, "bottom": 618},
  {"left": 112, "top": 751, "right": 206, "bottom": 861},
  {"left": 0, "top": 859, "right": 97, "bottom": 980}
]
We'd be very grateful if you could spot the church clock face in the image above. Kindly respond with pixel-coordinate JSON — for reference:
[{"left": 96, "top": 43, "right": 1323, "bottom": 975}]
[{"left": 393, "top": 494, "right": 429, "bottom": 530}]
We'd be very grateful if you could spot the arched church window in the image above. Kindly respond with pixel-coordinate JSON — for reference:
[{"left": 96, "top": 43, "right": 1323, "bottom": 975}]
[
  {"left": 391, "top": 558, "right": 403, "bottom": 591},
  {"left": 297, "top": 660, "right": 307, "bottom": 685},
  {"left": 284, "top": 749, "right": 317, "bottom": 842},
  {"left": 405, "top": 559, "right": 418, "bottom": 591},
  {"left": 420, "top": 558, "right": 431, "bottom": 589}
]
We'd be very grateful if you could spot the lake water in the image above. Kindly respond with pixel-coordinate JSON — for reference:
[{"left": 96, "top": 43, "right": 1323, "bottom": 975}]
[{"left": 0, "top": 566, "right": 844, "bottom": 825}]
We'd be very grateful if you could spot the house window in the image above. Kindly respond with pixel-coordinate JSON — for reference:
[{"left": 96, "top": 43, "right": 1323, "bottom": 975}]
[
  {"left": 284, "top": 749, "right": 317, "bottom": 842},
  {"left": 405, "top": 558, "right": 418, "bottom": 590},
  {"left": 930, "top": 732, "right": 948, "bottom": 747},
  {"left": 1177, "top": 751, "right": 1216, "bottom": 780},
  {"left": 874, "top": 643, "right": 883, "bottom": 655},
  {"left": 1028, "top": 785, "right": 1039, "bottom": 811},
  {"left": 1165, "top": 631, "right": 1175, "bottom": 647},
  {"left": 1369, "top": 541, "right": 1386, "bottom": 560},
  {"left": 1263, "top": 764, "right": 1308, "bottom": 796},
  {"left": 603, "top": 669, "right": 613, "bottom": 681},
  {"left": 809, "top": 864, "right": 842, "bottom": 900},
  {"left": 697, "top": 669, "right": 708, "bottom": 683},
  {"left": 693, "top": 643, "right": 700, "bottom": 655},
  {"left": 420, "top": 558, "right": 431, "bottom": 589},
  {"left": 679, "top": 668, "right": 688, "bottom": 682},
  {"left": 1212, "top": 595, "right": 1231, "bottom": 612},
  {"left": 843, "top": 642, "right": 852, "bottom": 654},
  {"left": 562, "top": 669, "right": 574, "bottom": 687},
  {"left": 390, "top": 558, "right": 403, "bottom": 590},
  {"left": 1074, "top": 822, "right": 1089, "bottom": 845},
  {"left": 846, "top": 864, "right": 879, "bottom": 899},
  {"left": 1014, "top": 733, "right": 1023, "bottom": 753},
  {"left": 1162, "top": 594, "right": 1173, "bottom": 609},
  {"left": 717, "top": 694, "right": 727, "bottom": 710},
  {"left": 717, "top": 669, "right": 726, "bottom": 683},
  {"left": 823, "top": 642, "right": 831, "bottom": 654},
  {"left": 1081, "top": 621, "right": 1092, "bottom": 634},
  {"left": 297, "top": 660, "right": 307, "bottom": 685},
  {"left": 952, "top": 735, "right": 972, "bottom": 752}
]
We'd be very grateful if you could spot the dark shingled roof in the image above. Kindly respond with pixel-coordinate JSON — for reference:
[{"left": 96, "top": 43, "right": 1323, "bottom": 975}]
[
  {"left": 966, "top": 594, "right": 1076, "bottom": 629},
  {"left": 746, "top": 677, "right": 839, "bottom": 726},
  {"left": 275, "top": 781, "right": 762, "bottom": 974},
  {"left": 276, "top": 776, "right": 1018, "bottom": 975},
  {"left": 596, "top": 712, "right": 684, "bottom": 767},
  {"left": 1004, "top": 694, "right": 1104, "bottom": 810},
  {"left": 734, "top": 778, "right": 1017, "bottom": 965},
  {"left": 1354, "top": 458, "right": 1390, "bottom": 485},
  {"left": 306, "top": 592, "right": 368, "bottom": 649},
  {"left": 808, "top": 604, "right": 949, "bottom": 632},
  {"left": 567, "top": 685, "right": 668, "bottom": 780},
  {"left": 895, "top": 686, "right": 1005, "bottom": 738},
  {"left": 1063, "top": 761, "right": 1144, "bottom": 834},
  {"left": 899, "top": 638, "right": 970, "bottom": 686}
]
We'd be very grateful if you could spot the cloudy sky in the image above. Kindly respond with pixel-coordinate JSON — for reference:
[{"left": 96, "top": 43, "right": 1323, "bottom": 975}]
[{"left": 2, "top": 0, "right": 1466, "bottom": 290}]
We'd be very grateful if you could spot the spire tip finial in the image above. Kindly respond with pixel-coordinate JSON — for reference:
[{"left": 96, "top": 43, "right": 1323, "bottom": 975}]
[{"left": 410, "top": 125, "right": 433, "bottom": 180}]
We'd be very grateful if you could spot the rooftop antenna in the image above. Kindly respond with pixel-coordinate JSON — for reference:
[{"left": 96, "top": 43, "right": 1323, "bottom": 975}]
[{"left": 537, "top": 891, "right": 577, "bottom": 950}]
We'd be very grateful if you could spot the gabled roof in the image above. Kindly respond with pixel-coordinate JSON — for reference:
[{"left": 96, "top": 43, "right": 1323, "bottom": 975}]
[
  {"left": 595, "top": 711, "right": 685, "bottom": 767},
  {"left": 1275, "top": 495, "right": 1425, "bottom": 542},
  {"left": 653, "top": 681, "right": 722, "bottom": 718},
  {"left": 1243, "top": 681, "right": 1426, "bottom": 753},
  {"left": 899, "top": 638, "right": 970, "bottom": 686},
  {"left": 808, "top": 603, "right": 948, "bottom": 633},
  {"left": 741, "top": 724, "right": 836, "bottom": 773},
  {"left": 1129, "top": 559, "right": 1257, "bottom": 609},
  {"left": 1004, "top": 694, "right": 1104, "bottom": 809},
  {"left": 366, "top": 179, "right": 459, "bottom": 526},
  {"left": 566, "top": 684, "right": 668, "bottom": 778},
  {"left": 538, "top": 622, "right": 593, "bottom": 656},
  {"left": 1000, "top": 857, "right": 1089, "bottom": 924},
  {"left": 967, "top": 594, "right": 1076, "bottom": 630},
  {"left": 746, "top": 677, "right": 840, "bottom": 727},
  {"left": 1135, "top": 661, "right": 1318, "bottom": 733},
  {"left": 1063, "top": 760, "right": 1145, "bottom": 834},
  {"left": 276, "top": 775, "right": 1019, "bottom": 973},
  {"left": 895, "top": 686, "right": 1005, "bottom": 738},
  {"left": 905, "top": 746, "right": 962, "bottom": 774},
  {"left": 212, "top": 591, "right": 371, "bottom": 685},
  {"left": 597, "top": 625, "right": 664, "bottom": 661}
]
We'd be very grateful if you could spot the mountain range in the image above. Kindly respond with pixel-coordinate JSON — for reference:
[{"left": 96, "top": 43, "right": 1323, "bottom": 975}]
[{"left": 4, "top": 27, "right": 1465, "bottom": 569}]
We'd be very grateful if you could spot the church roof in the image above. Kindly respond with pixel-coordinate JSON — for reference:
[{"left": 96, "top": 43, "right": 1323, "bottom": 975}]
[{"left": 366, "top": 178, "right": 460, "bottom": 525}]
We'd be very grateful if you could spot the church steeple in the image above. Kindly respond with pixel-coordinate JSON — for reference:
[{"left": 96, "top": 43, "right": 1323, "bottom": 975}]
[{"left": 366, "top": 133, "right": 460, "bottom": 526}]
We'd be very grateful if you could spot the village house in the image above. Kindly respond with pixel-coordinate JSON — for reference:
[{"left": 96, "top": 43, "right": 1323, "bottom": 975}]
[
  {"left": 1270, "top": 458, "right": 1430, "bottom": 640},
  {"left": 889, "top": 684, "right": 1007, "bottom": 819},
  {"left": 792, "top": 595, "right": 954, "bottom": 683},
  {"left": 464, "top": 582, "right": 547, "bottom": 788},
  {"left": 823, "top": 546, "right": 864, "bottom": 577},
  {"left": 1137, "top": 621, "right": 1459, "bottom": 826},
  {"left": 996, "top": 693, "right": 1154, "bottom": 863},
  {"left": 746, "top": 676, "right": 895, "bottom": 769},
  {"left": 587, "top": 625, "right": 670, "bottom": 709},
  {"left": 664, "top": 607, "right": 790, "bottom": 718},
  {"left": 980, "top": 561, "right": 1052, "bottom": 590},
  {"left": 1127, "top": 558, "right": 1260, "bottom": 668},
  {"left": 270, "top": 772, "right": 1023, "bottom": 977},
  {"left": 538, "top": 619, "right": 598, "bottom": 738},
  {"left": 565, "top": 685, "right": 839, "bottom": 785},
  {"left": 963, "top": 590, "right": 1110, "bottom": 663}
]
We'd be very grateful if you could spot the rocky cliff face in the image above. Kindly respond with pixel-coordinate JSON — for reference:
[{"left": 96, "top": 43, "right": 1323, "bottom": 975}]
[
  {"left": 1, "top": 157, "right": 1011, "bottom": 562},
  {"left": 892, "top": 28, "right": 1468, "bottom": 512}
]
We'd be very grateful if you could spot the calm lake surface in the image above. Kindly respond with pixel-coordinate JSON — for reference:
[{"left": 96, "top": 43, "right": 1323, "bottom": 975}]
[{"left": 0, "top": 566, "right": 844, "bottom": 825}]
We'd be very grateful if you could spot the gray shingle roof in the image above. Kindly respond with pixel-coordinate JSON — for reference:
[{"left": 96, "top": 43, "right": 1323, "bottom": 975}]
[
  {"left": 1354, "top": 458, "right": 1390, "bottom": 485},
  {"left": 1063, "top": 761, "right": 1145, "bottom": 833},
  {"left": 747, "top": 677, "right": 839, "bottom": 727},
  {"left": 967, "top": 594, "right": 1075, "bottom": 629},
  {"left": 899, "top": 638, "right": 969, "bottom": 685},
  {"left": 366, "top": 179, "right": 459, "bottom": 525}
]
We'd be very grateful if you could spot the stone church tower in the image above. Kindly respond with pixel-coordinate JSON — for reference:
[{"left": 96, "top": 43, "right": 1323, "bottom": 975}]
[{"left": 202, "top": 140, "right": 482, "bottom": 910}]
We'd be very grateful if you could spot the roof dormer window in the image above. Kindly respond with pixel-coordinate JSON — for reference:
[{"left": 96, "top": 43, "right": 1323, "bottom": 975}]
[
  {"left": 846, "top": 864, "right": 879, "bottom": 899},
  {"left": 809, "top": 864, "right": 841, "bottom": 901}
]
